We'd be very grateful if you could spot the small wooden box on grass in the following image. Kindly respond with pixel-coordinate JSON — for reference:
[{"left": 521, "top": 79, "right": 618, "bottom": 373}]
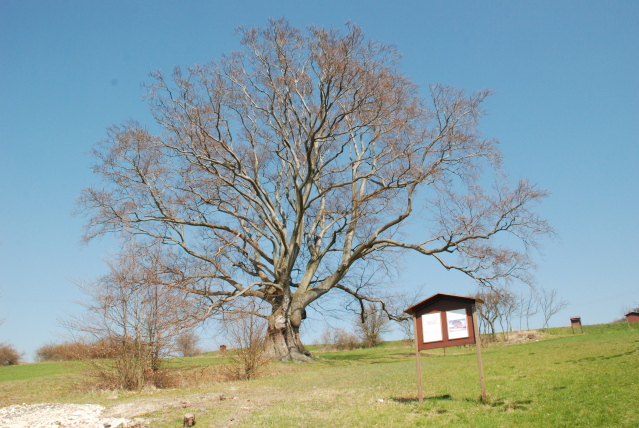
[
  {"left": 404, "top": 293, "right": 486, "bottom": 402},
  {"left": 625, "top": 312, "right": 639, "bottom": 324},
  {"left": 570, "top": 316, "right": 583, "bottom": 333}
]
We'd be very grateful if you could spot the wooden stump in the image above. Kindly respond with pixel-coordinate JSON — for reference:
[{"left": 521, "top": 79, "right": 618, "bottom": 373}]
[{"left": 183, "top": 413, "right": 196, "bottom": 427}]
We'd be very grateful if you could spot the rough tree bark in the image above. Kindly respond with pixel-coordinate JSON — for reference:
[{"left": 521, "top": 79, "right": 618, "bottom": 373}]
[{"left": 79, "top": 19, "right": 552, "bottom": 361}]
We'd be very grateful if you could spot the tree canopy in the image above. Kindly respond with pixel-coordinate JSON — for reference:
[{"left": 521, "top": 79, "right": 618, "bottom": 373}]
[{"left": 80, "top": 19, "right": 552, "bottom": 361}]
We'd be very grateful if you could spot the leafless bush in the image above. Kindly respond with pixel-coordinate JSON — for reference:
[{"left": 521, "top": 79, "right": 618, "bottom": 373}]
[
  {"left": 221, "top": 308, "right": 270, "bottom": 381},
  {"left": 354, "top": 304, "right": 392, "bottom": 348},
  {"left": 0, "top": 343, "right": 21, "bottom": 366},
  {"left": 176, "top": 331, "right": 201, "bottom": 357},
  {"left": 35, "top": 337, "right": 135, "bottom": 362},
  {"left": 36, "top": 342, "right": 76, "bottom": 361},
  {"left": 35, "top": 340, "right": 100, "bottom": 361},
  {"left": 318, "top": 327, "right": 360, "bottom": 351},
  {"left": 65, "top": 242, "right": 203, "bottom": 390},
  {"left": 177, "top": 365, "right": 226, "bottom": 388},
  {"left": 86, "top": 337, "right": 185, "bottom": 390},
  {"left": 89, "top": 362, "right": 180, "bottom": 391}
]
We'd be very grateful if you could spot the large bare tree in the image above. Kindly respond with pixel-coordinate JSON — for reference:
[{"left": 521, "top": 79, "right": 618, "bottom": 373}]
[{"left": 80, "top": 19, "right": 552, "bottom": 361}]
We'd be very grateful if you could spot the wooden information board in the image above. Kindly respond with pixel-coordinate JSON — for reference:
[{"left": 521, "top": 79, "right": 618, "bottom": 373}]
[
  {"left": 405, "top": 293, "right": 486, "bottom": 402},
  {"left": 406, "top": 293, "right": 481, "bottom": 350}
]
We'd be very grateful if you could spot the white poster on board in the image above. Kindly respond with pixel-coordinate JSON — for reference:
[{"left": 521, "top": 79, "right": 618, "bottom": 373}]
[
  {"left": 446, "top": 309, "right": 469, "bottom": 339},
  {"left": 421, "top": 312, "right": 442, "bottom": 343}
]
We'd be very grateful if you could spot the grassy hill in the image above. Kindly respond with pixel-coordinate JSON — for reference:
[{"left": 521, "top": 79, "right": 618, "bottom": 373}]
[{"left": 1, "top": 322, "right": 638, "bottom": 427}]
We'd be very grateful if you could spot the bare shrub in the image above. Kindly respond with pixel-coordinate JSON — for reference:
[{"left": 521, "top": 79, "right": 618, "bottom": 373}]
[
  {"left": 354, "top": 304, "right": 392, "bottom": 348},
  {"left": 221, "top": 307, "right": 270, "bottom": 381},
  {"left": 318, "top": 327, "right": 360, "bottom": 351},
  {"left": 36, "top": 342, "right": 74, "bottom": 361},
  {"left": 89, "top": 361, "right": 180, "bottom": 391},
  {"left": 176, "top": 331, "right": 201, "bottom": 357},
  {"left": 0, "top": 343, "right": 21, "bottom": 366},
  {"left": 65, "top": 242, "right": 203, "bottom": 390},
  {"left": 174, "top": 365, "right": 226, "bottom": 388},
  {"left": 86, "top": 337, "right": 185, "bottom": 390},
  {"left": 35, "top": 341, "right": 98, "bottom": 361}
]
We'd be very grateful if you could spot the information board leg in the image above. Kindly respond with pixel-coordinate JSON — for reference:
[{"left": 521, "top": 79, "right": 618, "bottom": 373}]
[
  {"left": 472, "top": 307, "right": 487, "bottom": 402},
  {"left": 414, "top": 316, "right": 423, "bottom": 404}
]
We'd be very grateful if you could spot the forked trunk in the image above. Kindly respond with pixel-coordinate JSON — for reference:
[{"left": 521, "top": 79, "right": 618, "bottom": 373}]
[{"left": 263, "top": 303, "right": 313, "bottom": 362}]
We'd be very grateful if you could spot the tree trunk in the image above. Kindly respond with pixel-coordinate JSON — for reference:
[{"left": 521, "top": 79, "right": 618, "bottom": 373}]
[{"left": 263, "top": 301, "right": 313, "bottom": 362}]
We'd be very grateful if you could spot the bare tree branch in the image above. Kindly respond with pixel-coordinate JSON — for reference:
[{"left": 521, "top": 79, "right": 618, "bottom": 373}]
[{"left": 79, "top": 19, "right": 552, "bottom": 361}]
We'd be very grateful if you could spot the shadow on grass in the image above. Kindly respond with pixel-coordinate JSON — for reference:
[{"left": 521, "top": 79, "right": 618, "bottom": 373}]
[
  {"left": 390, "top": 394, "right": 452, "bottom": 404},
  {"left": 466, "top": 397, "right": 533, "bottom": 411},
  {"left": 317, "top": 352, "right": 414, "bottom": 365},
  {"left": 561, "top": 346, "right": 639, "bottom": 364}
]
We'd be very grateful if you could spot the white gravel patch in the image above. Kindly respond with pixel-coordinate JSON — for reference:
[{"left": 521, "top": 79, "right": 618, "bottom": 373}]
[{"left": 0, "top": 403, "right": 140, "bottom": 428}]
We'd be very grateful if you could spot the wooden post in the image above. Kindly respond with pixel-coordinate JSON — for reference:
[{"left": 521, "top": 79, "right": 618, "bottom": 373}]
[
  {"left": 472, "top": 304, "right": 487, "bottom": 402},
  {"left": 414, "top": 315, "right": 423, "bottom": 404}
]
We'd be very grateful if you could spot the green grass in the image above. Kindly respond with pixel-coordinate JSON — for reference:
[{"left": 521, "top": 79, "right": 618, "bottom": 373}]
[
  {"left": 1, "top": 323, "right": 638, "bottom": 427},
  {"left": 0, "top": 360, "right": 85, "bottom": 382},
  {"left": 0, "top": 361, "right": 89, "bottom": 406}
]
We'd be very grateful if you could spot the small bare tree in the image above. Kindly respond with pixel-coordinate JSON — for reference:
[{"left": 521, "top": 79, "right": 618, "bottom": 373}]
[
  {"left": 539, "top": 287, "right": 568, "bottom": 329},
  {"left": 397, "top": 317, "right": 414, "bottom": 342},
  {"left": 387, "top": 288, "right": 423, "bottom": 341},
  {"left": 516, "top": 286, "right": 539, "bottom": 330},
  {"left": 66, "top": 242, "right": 202, "bottom": 389},
  {"left": 476, "top": 287, "right": 519, "bottom": 341},
  {"left": 498, "top": 289, "right": 519, "bottom": 340},
  {"left": 475, "top": 289, "right": 502, "bottom": 340},
  {"left": 354, "top": 304, "right": 392, "bottom": 347},
  {"left": 221, "top": 301, "right": 269, "bottom": 381}
]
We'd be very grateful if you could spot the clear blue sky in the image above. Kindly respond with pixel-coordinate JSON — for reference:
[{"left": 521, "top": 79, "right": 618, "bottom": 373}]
[{"left": 1, "top": 1, "right": 638, "bottom": 361}]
